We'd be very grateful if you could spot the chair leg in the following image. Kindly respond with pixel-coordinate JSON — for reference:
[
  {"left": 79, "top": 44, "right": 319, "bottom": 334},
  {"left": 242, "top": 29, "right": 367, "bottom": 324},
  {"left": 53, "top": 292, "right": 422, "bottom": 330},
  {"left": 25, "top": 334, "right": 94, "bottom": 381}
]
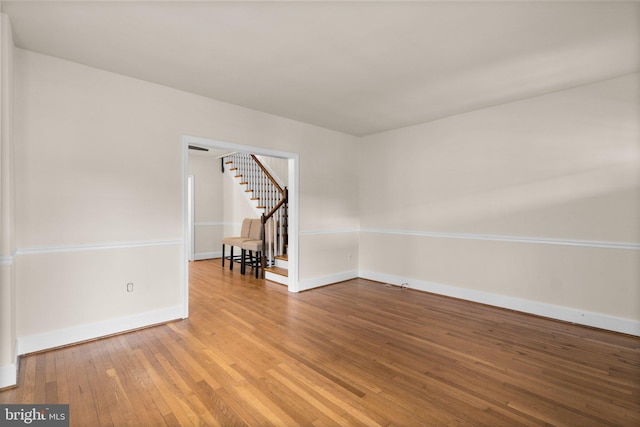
[
  {"left": 222, "top": 244, "right": 225, "bottom": 267},
  {"left": 241, "top": 249, "right": 246, "bottom": 275},
  {"left": 253, "top": 252, "right": 260, "bottom": 279},
  {"left": 260, "top": 253, "right": 267, "bottom": 279},
  {"left": 230, "top": 246, "right": 234, "bottom": 270}
]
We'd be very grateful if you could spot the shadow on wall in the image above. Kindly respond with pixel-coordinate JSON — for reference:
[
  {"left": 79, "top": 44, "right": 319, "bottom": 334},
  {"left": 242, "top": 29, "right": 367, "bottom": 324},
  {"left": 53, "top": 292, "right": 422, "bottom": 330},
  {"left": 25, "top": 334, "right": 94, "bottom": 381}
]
[{"left": 369, "top": 157, "right": 638, "bottom": 244}]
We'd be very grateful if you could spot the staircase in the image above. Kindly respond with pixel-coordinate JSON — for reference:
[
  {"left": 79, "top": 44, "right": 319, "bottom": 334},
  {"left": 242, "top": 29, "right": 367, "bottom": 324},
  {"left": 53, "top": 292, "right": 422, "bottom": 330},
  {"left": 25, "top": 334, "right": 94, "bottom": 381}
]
[{"left": 223, "top": 152, "right": 288, "bottom": 284}]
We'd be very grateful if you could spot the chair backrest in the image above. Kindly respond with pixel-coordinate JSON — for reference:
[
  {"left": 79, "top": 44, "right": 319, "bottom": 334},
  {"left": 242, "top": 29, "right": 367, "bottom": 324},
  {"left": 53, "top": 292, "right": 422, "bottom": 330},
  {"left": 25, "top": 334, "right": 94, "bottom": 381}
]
[
  {"left": 249, "top": 219, "right": 263, "bottom": 240},
  {"left": 247, "top": 218, "right": 277, "bottom": 243},
  {"left": 240, "top": 218, "right": 253, "bottom": 238}
]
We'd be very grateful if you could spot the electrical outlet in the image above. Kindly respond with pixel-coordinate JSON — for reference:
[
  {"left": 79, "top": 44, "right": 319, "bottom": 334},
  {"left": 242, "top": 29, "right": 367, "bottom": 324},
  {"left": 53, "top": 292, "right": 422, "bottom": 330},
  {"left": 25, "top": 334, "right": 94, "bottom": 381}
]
[{"left": 127, "top": 282, "right": 134, "bottom": 292}]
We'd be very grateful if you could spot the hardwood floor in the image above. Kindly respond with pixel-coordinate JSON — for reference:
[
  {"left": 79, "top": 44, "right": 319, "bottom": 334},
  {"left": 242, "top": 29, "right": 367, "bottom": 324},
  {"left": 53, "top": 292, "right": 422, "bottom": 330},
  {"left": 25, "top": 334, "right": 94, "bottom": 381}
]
[{"left": 2, "top": 259, "right": 639, "bottom": 426}]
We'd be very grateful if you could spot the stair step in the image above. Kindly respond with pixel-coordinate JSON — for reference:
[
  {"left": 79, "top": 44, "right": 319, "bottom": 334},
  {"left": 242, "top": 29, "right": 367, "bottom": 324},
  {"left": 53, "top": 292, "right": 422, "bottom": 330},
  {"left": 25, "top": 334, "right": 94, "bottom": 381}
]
[
  {"left": 275, "top": 255, "right": 288, "bottom": 261},
  {"left": 274, "top": 256, "right": 288, "bottom": 269},
  {"left": 239, "top": 182, "right": 248, "bottom": 185},
  {"left": 229, "top": 167, "right": 238, "bottom": 171},
  {"left": 265, "top": 266, "right": 288, "bottom": 277},
  {"left": 256, "top": 205, "right": 266, "bottom": 209},
  {"left": 234, "top": 175, "right": 242, "bottom": 178},
  {"left": 225, "top": 161, "right": 233, "bottom": 164}
]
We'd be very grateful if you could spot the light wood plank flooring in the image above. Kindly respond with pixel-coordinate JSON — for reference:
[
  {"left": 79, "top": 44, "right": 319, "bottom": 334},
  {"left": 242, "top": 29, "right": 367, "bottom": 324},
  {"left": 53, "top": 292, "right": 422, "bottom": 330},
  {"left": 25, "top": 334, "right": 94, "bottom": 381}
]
[{"left": 2, "top": 259, "right": 639, "bottom": 426}]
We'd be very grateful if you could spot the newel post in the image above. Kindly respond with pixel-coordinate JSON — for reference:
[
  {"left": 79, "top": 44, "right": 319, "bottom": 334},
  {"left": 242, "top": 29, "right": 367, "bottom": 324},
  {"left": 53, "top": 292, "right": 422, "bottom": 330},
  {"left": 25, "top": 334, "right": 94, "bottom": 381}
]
[{"left": 261, "top": 213, "right": 267, "bottom": 279}]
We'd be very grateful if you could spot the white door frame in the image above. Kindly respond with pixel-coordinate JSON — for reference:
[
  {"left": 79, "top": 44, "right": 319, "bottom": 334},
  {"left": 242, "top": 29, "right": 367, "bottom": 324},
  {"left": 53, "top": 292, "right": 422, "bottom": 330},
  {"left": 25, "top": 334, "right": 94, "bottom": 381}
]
[
  {"left": 187, "top": 175, "right": 195, "bottom": 262},
  {"left": 181, "top": 135, "right": 300, "bottom": 318}
]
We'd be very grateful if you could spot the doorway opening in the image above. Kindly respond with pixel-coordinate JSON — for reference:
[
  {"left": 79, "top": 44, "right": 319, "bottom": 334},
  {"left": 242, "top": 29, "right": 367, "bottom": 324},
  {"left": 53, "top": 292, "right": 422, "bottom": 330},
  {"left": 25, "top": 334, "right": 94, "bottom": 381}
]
[{"left": 181, "top": 135, "right": 299, "bottom": 318}]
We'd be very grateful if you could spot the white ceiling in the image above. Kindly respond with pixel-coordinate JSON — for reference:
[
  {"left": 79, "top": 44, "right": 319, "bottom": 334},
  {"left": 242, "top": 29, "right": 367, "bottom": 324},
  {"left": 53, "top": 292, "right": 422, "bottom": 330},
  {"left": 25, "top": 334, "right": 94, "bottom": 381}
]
[{"left": 2, "top": 1, "right": 639, "bottom": 136}]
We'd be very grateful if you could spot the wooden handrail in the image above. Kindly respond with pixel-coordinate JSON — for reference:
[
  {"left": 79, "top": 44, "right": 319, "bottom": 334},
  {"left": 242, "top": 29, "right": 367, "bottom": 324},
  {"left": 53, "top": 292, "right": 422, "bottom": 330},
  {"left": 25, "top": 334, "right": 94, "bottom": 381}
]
[
  {"left": 251, "top": 154, "right": 284, "bottom": 195},
  {"left": 263, "top": 188, "right": 288, "bottom": 222}
]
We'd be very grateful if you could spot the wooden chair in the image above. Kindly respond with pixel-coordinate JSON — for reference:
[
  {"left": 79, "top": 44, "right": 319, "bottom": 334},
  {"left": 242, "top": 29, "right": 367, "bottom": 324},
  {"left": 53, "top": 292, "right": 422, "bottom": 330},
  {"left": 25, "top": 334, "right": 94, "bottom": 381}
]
[{"left": 221, "top": 218, "right": 254, "bottom": 271}]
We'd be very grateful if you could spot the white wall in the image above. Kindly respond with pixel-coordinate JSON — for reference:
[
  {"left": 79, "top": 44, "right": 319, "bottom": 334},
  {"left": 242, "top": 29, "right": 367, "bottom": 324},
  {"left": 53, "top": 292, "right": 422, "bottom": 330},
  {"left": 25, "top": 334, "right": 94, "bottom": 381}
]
[
  {"left": 222, "top": 162, "right": 261, "bottom": 240},
  {"left": 257, "top": 155, "right": 288, "bottom": 188},
  {"left": 188, "top": 150, "right": 224, "bottom": 260},
  {"left": 0, "top": 12, "right": 16, "bottom": 389},
  {"left": 12, "top": 49, "right": 359, "bottom": 358},
  {"left": 358, "top": 74, "right": 640, "bottom": 334}
]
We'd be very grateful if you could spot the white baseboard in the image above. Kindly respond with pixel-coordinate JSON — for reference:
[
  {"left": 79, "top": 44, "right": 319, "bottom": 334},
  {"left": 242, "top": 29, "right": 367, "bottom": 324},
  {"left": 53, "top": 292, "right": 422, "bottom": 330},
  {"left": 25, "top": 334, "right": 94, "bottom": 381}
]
[
  {"left": 359, "top": 270, "right": 640, "bottom": 337},
  {"left": 0, "top": 360, "right": 17, "bottom": 389},
  {"left": 194, "top": 251, "right": 221, "bottom": 261},
  {"left": 17, "top": 305, "right": 184, "bottom": 356},
  {"left": 298, "top": 270, "right": 359, "bottom": 292}
]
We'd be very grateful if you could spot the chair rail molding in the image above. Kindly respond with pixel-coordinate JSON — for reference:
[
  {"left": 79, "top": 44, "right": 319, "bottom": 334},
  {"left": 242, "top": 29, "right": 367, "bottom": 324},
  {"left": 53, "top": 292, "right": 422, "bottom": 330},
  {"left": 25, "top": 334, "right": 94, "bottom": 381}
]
[
  {"left": 360, "top": 228, "right": 640, "bottom": 250},
  {"left": 16, "top": 239, "right": 183, "bottom": 256}
]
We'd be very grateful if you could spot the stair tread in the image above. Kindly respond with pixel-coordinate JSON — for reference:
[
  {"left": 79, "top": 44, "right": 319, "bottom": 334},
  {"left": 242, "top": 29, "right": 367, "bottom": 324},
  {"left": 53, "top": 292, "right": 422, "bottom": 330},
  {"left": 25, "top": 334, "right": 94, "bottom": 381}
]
[
  {"left": 275, "top": 255, "right": 288, "bottom": 261},
  {"left": 265, "top": 266, "right": 288, "bottom": 277}
]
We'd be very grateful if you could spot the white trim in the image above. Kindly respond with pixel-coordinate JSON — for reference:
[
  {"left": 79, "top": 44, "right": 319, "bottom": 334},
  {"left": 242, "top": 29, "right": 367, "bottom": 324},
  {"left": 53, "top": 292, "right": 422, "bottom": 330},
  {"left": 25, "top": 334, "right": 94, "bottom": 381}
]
[
  {"left": 0, "top": 360, "right": 17, "bottom": 389},
  {"left": 298, "top": 270, "right": 359, "bottom": 292},
  {"left": 300, "top": 229, "right": 359, "bottom": 236},
  {"left": 188, "top": 175, "right": 195, "bottom": 262},
  {"left": 295, "top": 227, "right": 638, "bottom": 250},
  {"left": 0, "top": 254, "right": 14, "bottom": 266},
  {"left": 194, "top": 221, "right": 227, "bottom": 227},
  {"left": 16, "top": 240, "right": 182, "bottom": 256},
  {"left": 265, "top": 270, "right": 289, "bottom": 286},
  {"left": 185, "top": 135, "right": 296, "bottom": 160},
  {"left": 0, "top": 364, "right": 17, "bottom": 389},
  {"left": 361, "top": 228, "right": 640, "bottom": 250},
  {"left": 17, "top": 305, "right": 183, "bottom": 356},
  {"left": 359, "top": 270, "right": 640, "bottom": 337},
  {"left": 287, "top": 154, "right": 299, "bottom": 292},
  {"left": 193, "top": 251, "right": 221, "bottom": 261},
  {"left": 182, "top": 140, "right": 190, "bottom": 319}
]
